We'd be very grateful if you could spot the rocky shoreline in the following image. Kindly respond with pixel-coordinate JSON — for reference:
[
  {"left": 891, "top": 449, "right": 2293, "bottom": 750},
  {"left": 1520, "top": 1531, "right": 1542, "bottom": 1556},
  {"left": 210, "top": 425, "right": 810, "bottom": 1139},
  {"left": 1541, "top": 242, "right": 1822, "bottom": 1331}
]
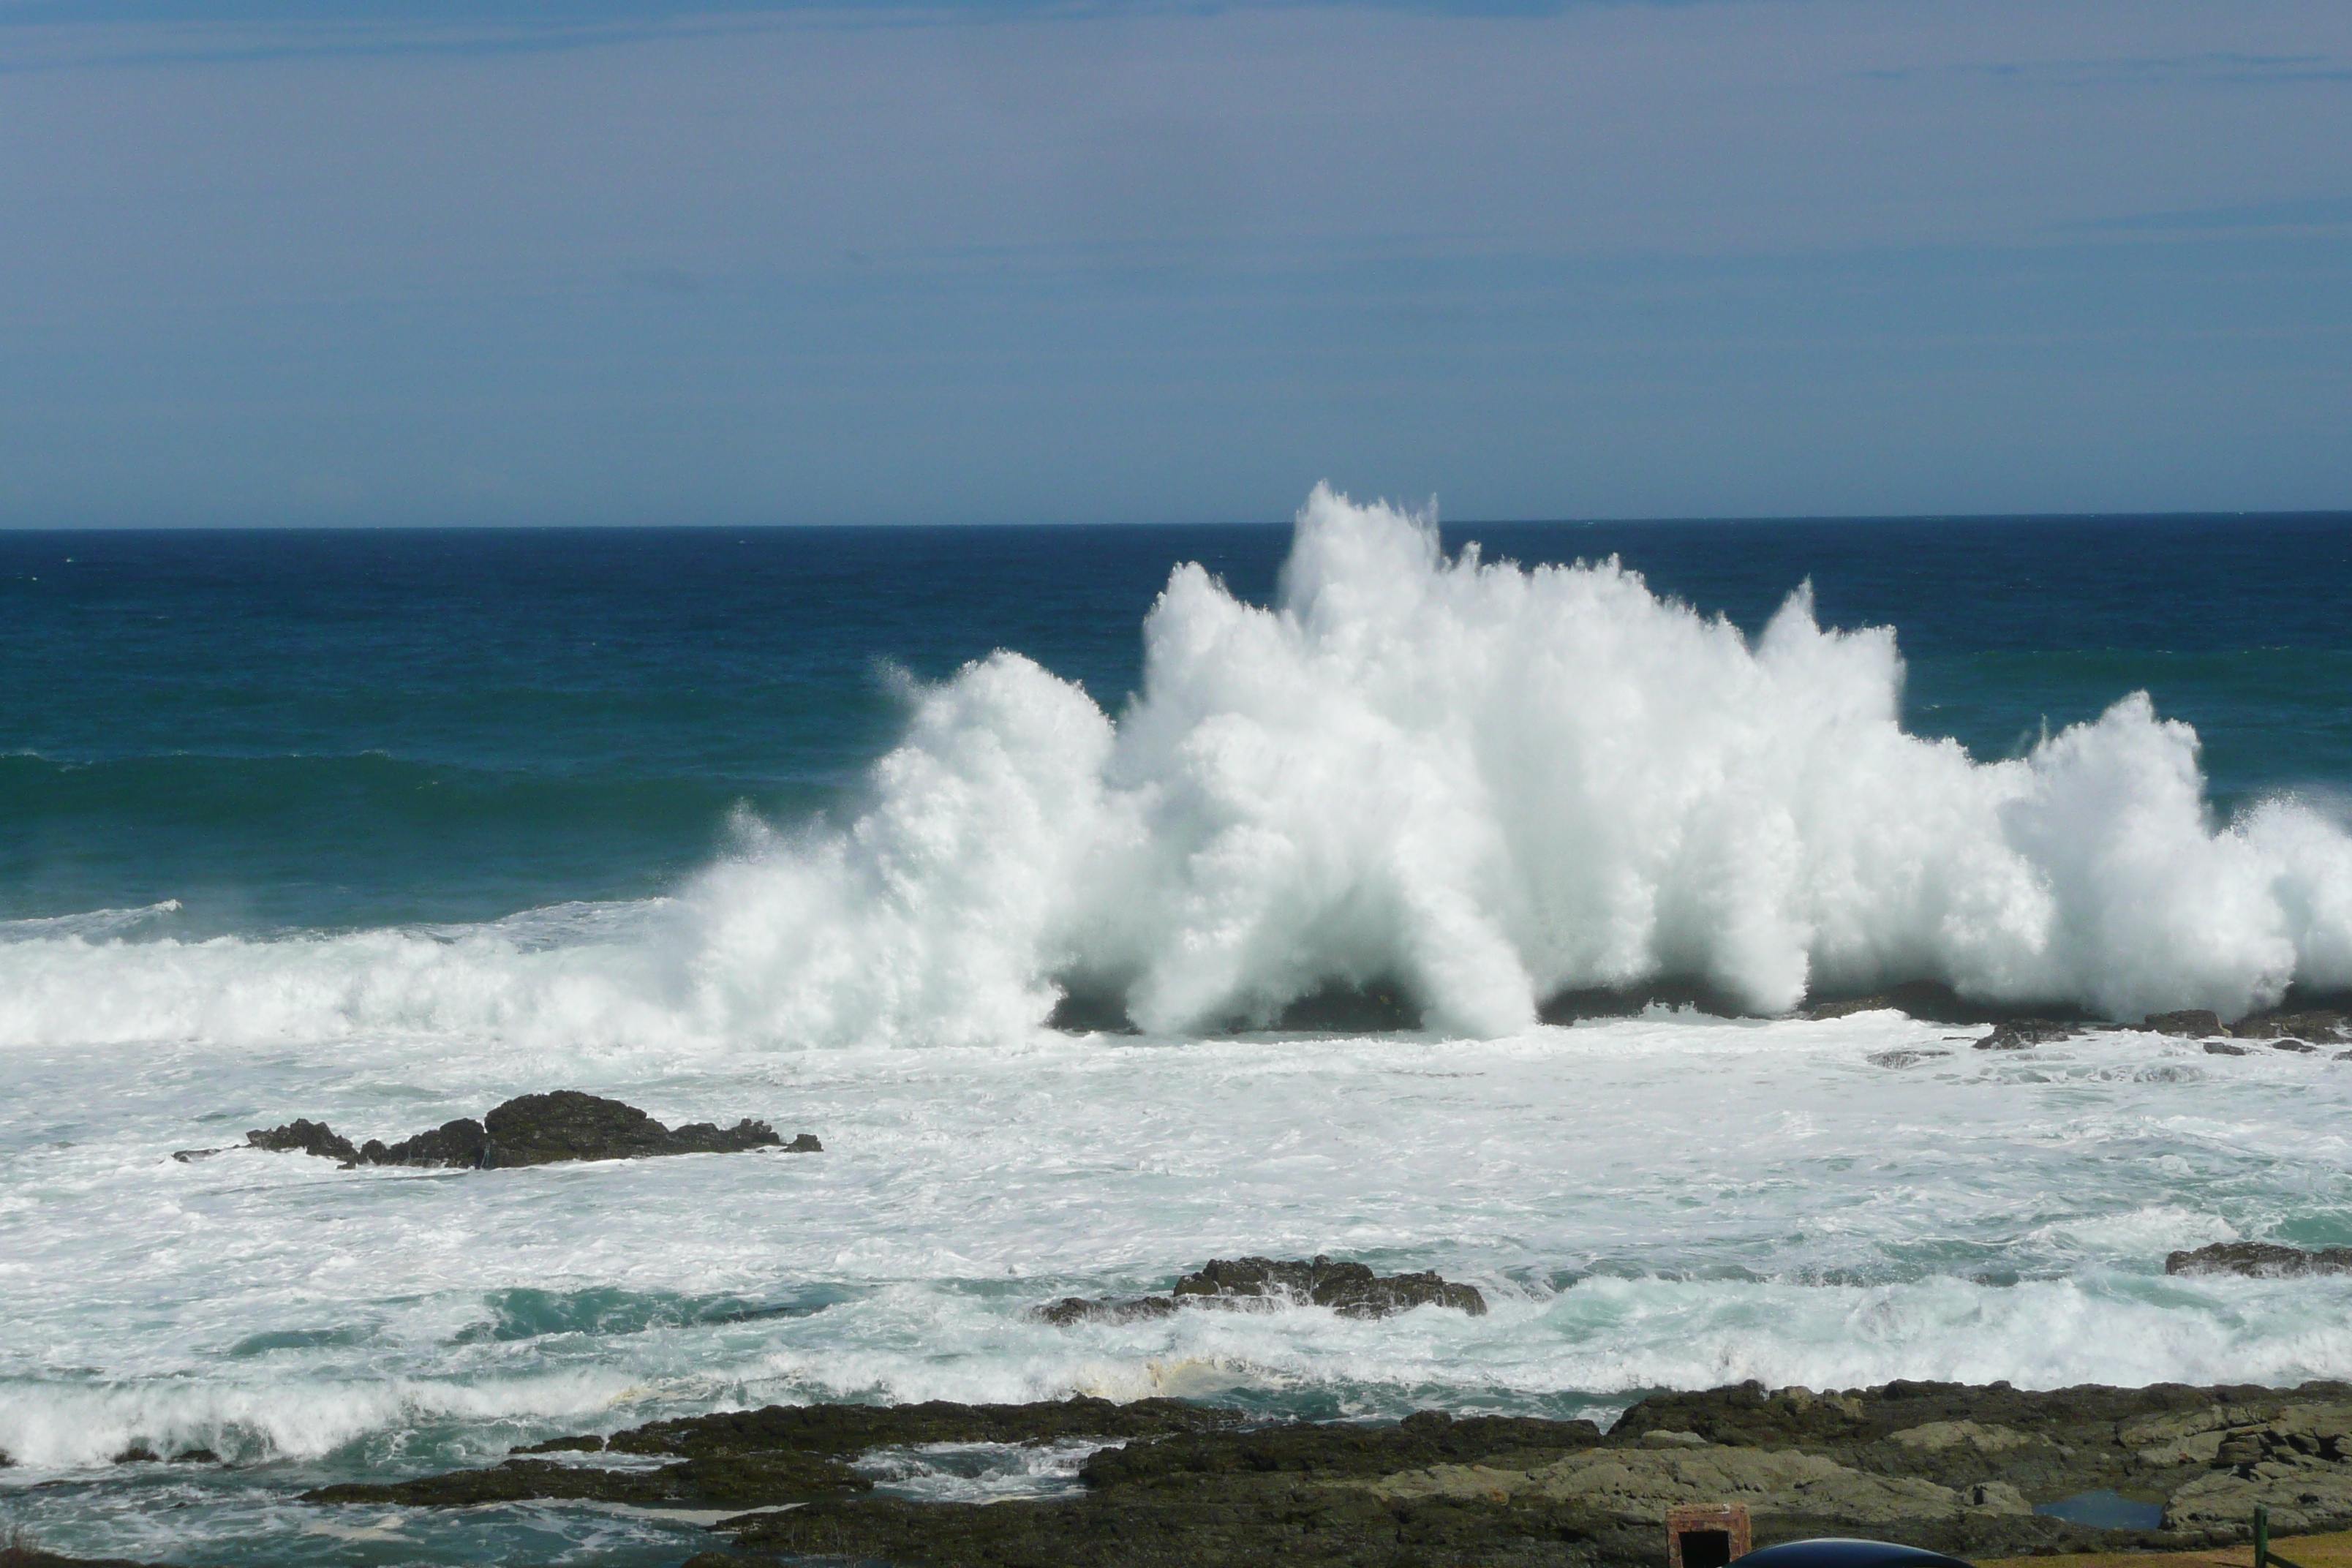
[
  {"left": 276, "top": 1376, "right": 2352, "bottom": 1567},
  {"left": 12, "top": 1375, "right": 2352, "bottom": 1566}
]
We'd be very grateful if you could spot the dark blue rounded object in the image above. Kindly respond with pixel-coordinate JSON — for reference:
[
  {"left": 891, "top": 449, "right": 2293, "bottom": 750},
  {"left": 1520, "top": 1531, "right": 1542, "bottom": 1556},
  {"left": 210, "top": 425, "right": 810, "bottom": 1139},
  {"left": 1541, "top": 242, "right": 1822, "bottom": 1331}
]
[{"left": 1738, "top": 1540, "right": 1975, "bottom": 1568}]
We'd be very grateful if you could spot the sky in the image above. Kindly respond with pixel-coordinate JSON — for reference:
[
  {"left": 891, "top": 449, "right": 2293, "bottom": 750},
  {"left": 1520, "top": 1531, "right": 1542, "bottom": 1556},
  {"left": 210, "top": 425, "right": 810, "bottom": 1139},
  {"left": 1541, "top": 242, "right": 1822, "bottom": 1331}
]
[{"left": 1, "top": 0, "right": 2348, "bottom": 526}]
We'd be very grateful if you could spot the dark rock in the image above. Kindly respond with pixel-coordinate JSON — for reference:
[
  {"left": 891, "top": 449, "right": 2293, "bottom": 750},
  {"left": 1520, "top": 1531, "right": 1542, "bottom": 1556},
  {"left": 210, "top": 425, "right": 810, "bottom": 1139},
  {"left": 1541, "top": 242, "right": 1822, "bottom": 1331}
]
[
  {"left": 0, "top": 1538, "right": 170, "bottom": 1568},
  {"left": 1046, "top": 988, "right": 1139, "bottom": 1034},
  {"left": 245, "top": 1120, "right": 359, "bottom": 1163},
  {"left": 169, "top": 1148, "right": 224, "bottom": 1163},
  {"left": 2204, "top": 1041, "right": 2250, "bottom": 1056},
  {"left": 1542, "top": 979, "right": 1757, "bottom": 1022},
  {"left": 1973, "top": 1020, "right": 2081, "bottom": 1050},
  {"left": 1803, "top": 981, "right": 2092, "bottom": 1026},
  {"left": 304, "top": 1397, "right": 1245, "bottom": 1514},
  {"left": 1080, "top": 1409, "right": 1602, "bottom": 1488},
  {"left": 2146, "top": 1009, "right": 2226, "bottom": 1036},
  {"left": 1270, "top": 981, "right": 1420, "bottom": 1033},
  {"left": 167, "top": 1448, "right": 219, "bottom": 1464},
  {"left": 2166, "top": 1241, "right": 2352, "bottom": 1277},
  {"left": 2233, "top": 1010, "right": 2351, "bottom": 1044},
  {"left": 480, "top": 1091, "right": 780, "bottom": 1166},
  {"left": 360, "top": 1117, "right": 487, "bottom": 1168},
  {"left": 1171, "top": 1256, "right": 1488, "bottom": 1318},
  {"left": 1030, "top": 1295, "right": 1182, "bottom": 1326},
  {"left": 246, "top": 1094, "right": 800, "bottom": 1170},
  {"left": 2265, "top": 1039, "right": 2320, "bottom": 1054},
  {"left": 306, "top": 1451, "right": 865, "bottom": 1509},
  {"left": 110, "top": 1444, "right": 160, "bottom": 1464},
  {"left": 1866, "top": 1049, "right": 1949, "bottom": 1068}
]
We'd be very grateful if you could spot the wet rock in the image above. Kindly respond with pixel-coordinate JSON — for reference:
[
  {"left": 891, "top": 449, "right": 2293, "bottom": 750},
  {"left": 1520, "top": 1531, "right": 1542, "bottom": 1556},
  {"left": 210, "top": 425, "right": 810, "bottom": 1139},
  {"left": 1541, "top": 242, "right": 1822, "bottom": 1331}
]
[
  {"left": 2146, "top": 1009, "right": 2227, "bottom": 1036},
  {"left": 245, "top": 1119, "right": 360, "bottom": 1163},
  {"left": 1031, "top": 1294, "right": 1181, "bottom": 1326},
  {"left": 2205, "top": 1041, "right": 2251, "bottom": 1056},
  {"left": 167, "top": 1448, "right": 219, "bottom": 1465},
  {"left": 1171, "top": 1256, "right": 1488, "bottom": 1317},
  {"left": 360, "top": 1117, "right": 486, "bottom": 1167},
  {"left": 479, "top": 1091, "right": 780, "bottom": 1166},
  {"left": 304, "top": 1397, "right": 1245, "bottom": 1514},
  {"left": 1543, "top": 979, "right": 1757, "bottom": 1022},
  {"left": 2265, "top": 1039, "right": 2321, "bottom": 1054},
  {"left": 241, "top": 1093, "right": 808, "bottom": 1169},
  {"left": 110, "top": 1444, "right": 160, "bottom": 1464},
  {"left": 1270, "top": 980, "right": 1419, "bottom": 1033},
  {"left": 1803, "top": 982, "right": 2091, "bottom": 1027},
  {"left": 169, "top": 1147, "right": 225, "bottom": 1163},
  {"left": 1973, "top": 1021, "right": 2081, "bottom": 1050},
  {"left": 2166, "top": 1241, "right": 2352, "bottom": 1277},
  {"left": 2234, "top": 1010, "right": 2351, "bottom": 1044}
]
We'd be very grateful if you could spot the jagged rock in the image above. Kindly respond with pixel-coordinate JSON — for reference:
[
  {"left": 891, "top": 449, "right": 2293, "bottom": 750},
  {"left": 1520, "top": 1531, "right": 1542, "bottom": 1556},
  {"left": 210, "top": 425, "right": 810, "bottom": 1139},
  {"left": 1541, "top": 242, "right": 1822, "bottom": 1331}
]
[
  {"left": 245, "top": 1119, "right": 359, "bottom": 1163},
  {"left": 480, "top": 1092, "right": 780, "bottom": 1166},
  {"left": 170, "top": 1147, "right": 224, "bottom": 1163},
  {"left": 110, "top": 1444, "right": 160, "bottom": 1464},
  {"left": 1031, "top": 1295, "right": 1181, "bottom": 1326},
  {"left": 2147, "top": 1009, "right": 2227, "bottom": 1036},
  {"left": 1170, "top": 1256, "right": 1488, "bottom": 1317},
  {"left": 238, "top": 1093, "right": 813, "bottom": 1169},
  {"left": 361, "top": 1117, "right": 487, "bottom": 1167},
  {"left": 2167, "top": 1241, "right": 2352, "bottom": 1277}
]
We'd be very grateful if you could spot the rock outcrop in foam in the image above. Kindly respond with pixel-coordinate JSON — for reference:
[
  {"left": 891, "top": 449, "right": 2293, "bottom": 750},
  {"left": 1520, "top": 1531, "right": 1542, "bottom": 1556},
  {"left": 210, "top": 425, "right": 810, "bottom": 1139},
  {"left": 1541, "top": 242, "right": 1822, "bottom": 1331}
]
[{"left": 244, "top": 1091, "right": 815, "bottom": 1169}]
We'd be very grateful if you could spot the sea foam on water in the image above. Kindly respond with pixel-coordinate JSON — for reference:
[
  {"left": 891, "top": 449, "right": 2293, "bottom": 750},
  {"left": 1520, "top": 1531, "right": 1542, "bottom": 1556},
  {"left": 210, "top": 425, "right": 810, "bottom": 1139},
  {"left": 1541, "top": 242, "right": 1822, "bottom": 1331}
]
[{"left": 4, "top": 484, "right": 2351, "bottom": 1050}]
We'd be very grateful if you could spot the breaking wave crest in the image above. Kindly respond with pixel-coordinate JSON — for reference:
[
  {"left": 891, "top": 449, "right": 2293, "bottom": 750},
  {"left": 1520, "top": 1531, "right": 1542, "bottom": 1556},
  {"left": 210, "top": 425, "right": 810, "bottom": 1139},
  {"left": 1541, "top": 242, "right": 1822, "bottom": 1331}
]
[{"left": 7, "top": 486, "right": 2352, "bottom": 1049}]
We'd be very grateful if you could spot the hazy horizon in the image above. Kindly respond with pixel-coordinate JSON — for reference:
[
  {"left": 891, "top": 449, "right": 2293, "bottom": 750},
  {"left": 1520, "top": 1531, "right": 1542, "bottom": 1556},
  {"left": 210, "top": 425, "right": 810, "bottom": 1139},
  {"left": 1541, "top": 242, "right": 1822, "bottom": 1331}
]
[{"left": 4, "top": 0, "right": 2348, "bottom": 527}]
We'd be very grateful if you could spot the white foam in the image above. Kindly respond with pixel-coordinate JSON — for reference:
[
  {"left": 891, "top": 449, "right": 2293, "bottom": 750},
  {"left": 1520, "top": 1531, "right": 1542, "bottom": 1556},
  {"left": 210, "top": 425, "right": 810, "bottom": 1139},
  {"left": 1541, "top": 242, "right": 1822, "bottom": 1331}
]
[{"left": 2, "top": 487, "right": 2346, "bottom": 1053}]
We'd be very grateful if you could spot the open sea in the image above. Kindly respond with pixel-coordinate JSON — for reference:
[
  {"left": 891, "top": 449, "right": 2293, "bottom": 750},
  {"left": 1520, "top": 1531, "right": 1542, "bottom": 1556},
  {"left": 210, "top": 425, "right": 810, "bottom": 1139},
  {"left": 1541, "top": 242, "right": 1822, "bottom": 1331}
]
[{"left": 5, "top": 494, "right": 2352, "bottom": 1564}]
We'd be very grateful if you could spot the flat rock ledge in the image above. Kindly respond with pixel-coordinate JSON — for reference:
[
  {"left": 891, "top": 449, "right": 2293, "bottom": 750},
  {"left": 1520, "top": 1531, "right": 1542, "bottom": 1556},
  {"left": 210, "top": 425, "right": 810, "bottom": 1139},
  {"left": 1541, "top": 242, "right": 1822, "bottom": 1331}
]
[
  {"left": 1033, "top": 1255, "right": 1488, "bottom": 1325},
  {"left": 2168, "top": 1241, "right": 2352, "bottom": 1278},
  {"left": 287, "top": 1376, "right": 2352, "bottom": 1568},
  {"left": 238, "top": 1090, "right": 821, "bottom": 1169}
]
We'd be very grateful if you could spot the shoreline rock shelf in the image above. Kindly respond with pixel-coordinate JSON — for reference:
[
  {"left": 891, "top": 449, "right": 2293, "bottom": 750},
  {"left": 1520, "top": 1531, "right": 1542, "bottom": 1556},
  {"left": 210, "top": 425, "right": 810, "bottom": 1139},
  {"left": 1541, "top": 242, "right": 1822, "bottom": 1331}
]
[
  {"left": 282, "top": 1376, "right": 2352, "bottom": 1568},
  {"left": 241, "top": 1090, "right": 821, "bottom": 1169}
]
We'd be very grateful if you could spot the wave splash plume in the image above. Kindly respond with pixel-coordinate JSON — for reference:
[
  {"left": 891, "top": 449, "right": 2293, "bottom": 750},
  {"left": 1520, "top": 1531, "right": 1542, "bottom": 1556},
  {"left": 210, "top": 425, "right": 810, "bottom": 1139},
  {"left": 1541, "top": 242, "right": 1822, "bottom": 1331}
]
[{"left": 8, "top": 486, "right": 2352, "bottom": 1049}]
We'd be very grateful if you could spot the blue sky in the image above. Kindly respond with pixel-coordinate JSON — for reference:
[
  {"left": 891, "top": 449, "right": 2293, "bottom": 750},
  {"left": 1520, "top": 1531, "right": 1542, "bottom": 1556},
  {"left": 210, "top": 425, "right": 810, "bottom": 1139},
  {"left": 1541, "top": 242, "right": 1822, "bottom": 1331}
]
[{"left": 2, "top": 0, "right": 2347, "bottom": 524}]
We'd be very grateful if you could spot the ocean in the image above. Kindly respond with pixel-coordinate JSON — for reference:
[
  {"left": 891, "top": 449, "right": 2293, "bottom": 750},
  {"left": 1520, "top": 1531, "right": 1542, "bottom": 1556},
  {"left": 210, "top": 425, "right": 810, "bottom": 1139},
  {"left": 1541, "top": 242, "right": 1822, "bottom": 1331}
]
[{"left": 4, "top": 492, "right": 2352, "bottom": 1564}]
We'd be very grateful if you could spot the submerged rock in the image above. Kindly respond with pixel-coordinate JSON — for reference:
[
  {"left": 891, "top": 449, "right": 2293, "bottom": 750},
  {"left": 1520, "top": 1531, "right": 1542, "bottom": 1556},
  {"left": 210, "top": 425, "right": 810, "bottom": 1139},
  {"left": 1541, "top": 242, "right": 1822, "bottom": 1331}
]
[
  {"left": 2166, "top": 1241, "right": 2352, "bottom": 1277},
  {"left": 1972, "top": 1021, "right": 2083, "bottom": 1050},
  {"left": 1031, "top": 1256, "right": 1488, "bottom": 1324},
  {"left": 1033, "top": 1294, "right": 1181, "bottom": 1327},
  {"left": 2146, "top": 1009, "right": 2227, "bottom": 1037},
  {"left": 239, "top": 1093, "right": 814, "bottom": 1169}
]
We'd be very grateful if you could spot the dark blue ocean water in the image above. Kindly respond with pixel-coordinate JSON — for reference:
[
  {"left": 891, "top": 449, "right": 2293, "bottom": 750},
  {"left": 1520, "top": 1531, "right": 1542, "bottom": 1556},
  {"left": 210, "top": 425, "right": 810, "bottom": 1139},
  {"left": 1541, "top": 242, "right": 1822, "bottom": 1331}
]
[{"left": 7, "top": 515, "right": 2352, "bottom": 935}]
